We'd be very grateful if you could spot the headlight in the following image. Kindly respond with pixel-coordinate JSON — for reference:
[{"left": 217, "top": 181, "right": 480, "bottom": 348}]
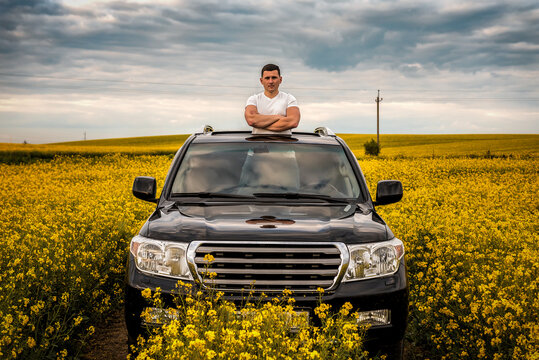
[
  {"left": 130, "top": 235, "right": 192, "bottom": 279},
  {"left": 343, "top": 238, "right": 404, "bottom": 281}
]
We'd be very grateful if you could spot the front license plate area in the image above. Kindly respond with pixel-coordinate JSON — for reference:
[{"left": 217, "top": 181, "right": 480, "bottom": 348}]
[{"left": 235, "top": 309, "right": 310, "bottom": 332}]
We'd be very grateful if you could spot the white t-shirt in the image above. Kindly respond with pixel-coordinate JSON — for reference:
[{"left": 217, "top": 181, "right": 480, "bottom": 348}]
[{"left": 246, "top": 91, "right": 298, "bottom": 135}]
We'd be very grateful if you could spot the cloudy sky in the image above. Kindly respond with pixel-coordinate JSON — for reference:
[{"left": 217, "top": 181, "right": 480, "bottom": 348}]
[{"left": 1, "top": 0, "right": 538, "bottom": 143}]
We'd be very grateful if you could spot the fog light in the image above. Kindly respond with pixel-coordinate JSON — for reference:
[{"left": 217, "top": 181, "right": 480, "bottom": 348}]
[
  {"left": 141, "top": 307, "right": 178, "bottom": 326},
  {"left": 357, "top": 309, "right": 391, "bottom": 327}
]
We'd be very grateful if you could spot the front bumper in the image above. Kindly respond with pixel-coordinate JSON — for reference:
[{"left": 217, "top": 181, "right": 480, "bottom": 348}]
[{"left": 125, "top": 254, "right": 408, "bottom": 344}]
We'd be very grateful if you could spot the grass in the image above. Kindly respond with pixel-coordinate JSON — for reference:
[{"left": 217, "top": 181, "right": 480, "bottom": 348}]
[
  {"left": 0, "top": 134, "right": 190, "bottom": 163},
  {"left": 338, "top": 134, "right": 539, "bottom": 157},
  {"left": 1, "top": 133, "right": 537, "bottom": 163},
  {"left": 50, "top": 134, "right": 191, "bottom": 148}
]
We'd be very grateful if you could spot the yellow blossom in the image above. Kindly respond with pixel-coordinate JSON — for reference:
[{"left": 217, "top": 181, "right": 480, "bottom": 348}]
[{"left": 141, "top": 288, "right": 152, "bottom": 299}]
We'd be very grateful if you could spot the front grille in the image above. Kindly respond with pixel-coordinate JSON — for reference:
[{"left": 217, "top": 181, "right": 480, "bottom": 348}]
[{"left": 191, "top": 242, "right": 345, "bottom": 293}]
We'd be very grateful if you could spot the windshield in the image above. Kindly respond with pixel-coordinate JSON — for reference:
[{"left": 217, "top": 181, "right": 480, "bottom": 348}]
[{"left": 171, "top": 142, "right": 361, "bottom": 199}]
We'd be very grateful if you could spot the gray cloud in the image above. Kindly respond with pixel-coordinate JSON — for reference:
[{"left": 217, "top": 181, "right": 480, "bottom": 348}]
[
  {"left": 2, "top": 0, "right": 537, "bottom": 75},
  {"left": 294, "top": 2, "right": 539, "bottom": 71},
  {"left": 0, "top": 0, "right": 537, "bottom": 143}
]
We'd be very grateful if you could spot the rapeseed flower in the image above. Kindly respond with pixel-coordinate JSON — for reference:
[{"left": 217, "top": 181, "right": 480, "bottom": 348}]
[
  {"left": 133, "top": 283, "right": 370, "bottom": 359},
  {"left": 0, "top": 154, "right": 170, "bottom": 359},
  {"left": 1, "top": 152, "right": 537, "bottom": 359}
]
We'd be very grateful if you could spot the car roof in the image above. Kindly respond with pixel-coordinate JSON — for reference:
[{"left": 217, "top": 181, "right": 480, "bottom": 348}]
[{"left": 191, "top": 131, "right": 342, "bottom": 145}]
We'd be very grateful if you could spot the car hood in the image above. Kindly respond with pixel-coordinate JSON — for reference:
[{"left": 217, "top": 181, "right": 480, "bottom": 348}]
[{"left": 140, "top": 202, "right": 393, "bottom": 244}]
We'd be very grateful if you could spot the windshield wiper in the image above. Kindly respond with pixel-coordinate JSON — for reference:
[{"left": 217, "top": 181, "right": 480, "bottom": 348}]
[
  {"left": 171, "top": 192, "right": 255, "bottom": 199},
  {"left": 252, "top": 192, "right": 352, "bottom": 204}
]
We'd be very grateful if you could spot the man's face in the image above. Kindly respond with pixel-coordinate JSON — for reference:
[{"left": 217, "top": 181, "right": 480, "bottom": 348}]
[{"left": 260, "top": 70, "right": 282, "bottom": 94}]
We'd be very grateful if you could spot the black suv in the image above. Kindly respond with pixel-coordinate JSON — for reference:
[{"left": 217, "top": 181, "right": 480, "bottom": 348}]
[{"left": 125, "top": 127, "right": 408, "bottom": 358}]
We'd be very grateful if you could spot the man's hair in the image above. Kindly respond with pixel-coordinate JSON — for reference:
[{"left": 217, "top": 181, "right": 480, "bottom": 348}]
[{"left": 261, "top": 64, "right": 280, "bottom": 77}]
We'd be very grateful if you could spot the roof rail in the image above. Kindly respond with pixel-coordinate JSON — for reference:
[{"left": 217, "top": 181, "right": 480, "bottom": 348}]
[
  {"left": 314, "top": 127, "right": 336, "bottom": 137},
  {"left": 203, "top": 125, "right": 214, "bottom": 135}
]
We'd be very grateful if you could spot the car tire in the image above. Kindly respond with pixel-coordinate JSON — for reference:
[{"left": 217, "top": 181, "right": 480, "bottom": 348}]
[
  {"left": 382, "top": 339, "right": 404, "bottom": 360},
  {"left": 366, "top": 339, "right": 404, "bottom": 360}
]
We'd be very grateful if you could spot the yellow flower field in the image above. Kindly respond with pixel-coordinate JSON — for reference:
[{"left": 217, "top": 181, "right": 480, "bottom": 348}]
[
  {"left": 361, "top": 157, "right": 539, "bottom": 359},
  {"left": 0, "top": 148, "right": 537, "bottom": 359},
  {"left": 0, "top": 155, "right": 170, "bottom": 359}
]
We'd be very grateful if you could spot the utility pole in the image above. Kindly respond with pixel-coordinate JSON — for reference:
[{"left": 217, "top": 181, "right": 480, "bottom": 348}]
[
  {"left": 84, "top": 131, "right": 86, "bottom": 141},
  {"left": 375, "top": 90, "right": 383, "bottom": 146}
]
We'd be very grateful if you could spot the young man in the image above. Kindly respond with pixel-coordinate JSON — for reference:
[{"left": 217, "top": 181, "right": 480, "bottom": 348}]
[{"left": 244, "top": 64, "right": 300, "bottom": 135}]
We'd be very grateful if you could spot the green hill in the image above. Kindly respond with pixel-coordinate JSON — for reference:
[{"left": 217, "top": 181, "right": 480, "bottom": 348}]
[
  {"left": 339, "top": 134, "right": 538, "bottom": 157},
  {"left": 1, "top": 133, "right": 537, "bottom": 163},
  {"left": 51, "top": 134, "right": 191, "bottom": 148}
]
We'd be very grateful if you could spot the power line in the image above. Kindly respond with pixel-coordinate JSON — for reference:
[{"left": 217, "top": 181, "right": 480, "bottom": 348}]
[
  {"left": 0, "top": 83, "right": 537, "bottom": 102},
  {"left": 390, "top": 97, "right": 532, "bottom": 100},
  {"left": 0, "top": 72, "right": 256, "bottom": 89},
  {"left": 0, "top": 72, "right": 536, "bottom": 94}
]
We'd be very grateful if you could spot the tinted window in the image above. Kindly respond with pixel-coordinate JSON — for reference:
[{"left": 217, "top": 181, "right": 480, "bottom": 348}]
[{"left": 171, "top": 142, "right": 360, "bottom": 198}]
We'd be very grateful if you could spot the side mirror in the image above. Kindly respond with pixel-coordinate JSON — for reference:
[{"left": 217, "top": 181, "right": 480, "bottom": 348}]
[
  {"left": 375, "top": 180, "right": 403, "bottom": 206},
  {"left": 133, "top": 176, "right": 157, "bottom": 203}
]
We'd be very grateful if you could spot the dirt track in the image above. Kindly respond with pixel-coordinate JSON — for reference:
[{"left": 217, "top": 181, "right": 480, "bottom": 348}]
[{"left": 81, "top": 310, "right": 128, "bottom": 360}]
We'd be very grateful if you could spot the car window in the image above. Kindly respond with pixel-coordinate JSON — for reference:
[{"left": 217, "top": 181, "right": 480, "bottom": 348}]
[{"left": 171, "top": 142, "right": 361, "bottom": 198}]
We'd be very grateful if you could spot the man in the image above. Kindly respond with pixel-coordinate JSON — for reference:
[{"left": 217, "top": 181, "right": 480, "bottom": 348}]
[{"left": 245, "top": 64, "right": 300, "bottom": 135}]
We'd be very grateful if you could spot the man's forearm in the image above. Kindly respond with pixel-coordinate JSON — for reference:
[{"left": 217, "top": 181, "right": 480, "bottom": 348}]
[
  {"left": 245, "top": 105, "right": 300, "bottom": 130},
  {"left": 264, "top": 107, "right": 300, "bottom": 131},
  {"left": 245, "top": 105, "right": 281, "bottom": 128},
  {"left": 248, "top": 113, "right": 281, "bottom": 128},
  {"left": 264, "top": 116, "right": 299, "bottom": 131}
]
